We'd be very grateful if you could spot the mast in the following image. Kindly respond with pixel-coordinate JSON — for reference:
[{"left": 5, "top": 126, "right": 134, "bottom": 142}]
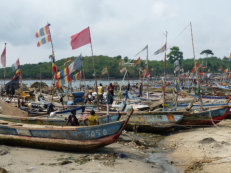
[
  {"left": 146, "top": 45, "right": 149, "bottom": 99},
  {"left": 190, "top": 22, "right": 203, "bottom": 109},
  {"left": 162, "top": 31, "right": 168, "bottom": 110},
  {"left": 47, "top": 23, "right": 56, "bottom": 102},
  {"left": 89, "top": 29, "right": 99, "bottom": 108},
  {"left": 3, "top": 43, "right": 6, "bottom": 85}
]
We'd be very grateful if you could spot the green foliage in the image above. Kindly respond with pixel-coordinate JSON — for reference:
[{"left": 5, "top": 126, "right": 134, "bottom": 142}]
[
  {"left": 1, "top": 53, "right": 230, "bottom": 80},
  {"left": 200, "top": 49, "right": 214, "bottom": 56},
  {"left": 167, "top": 46, "right": 183, "bottom": 64}
]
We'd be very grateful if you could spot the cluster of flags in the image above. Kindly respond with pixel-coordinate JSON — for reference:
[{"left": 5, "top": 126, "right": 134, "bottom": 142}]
[
  {"left": 36, "top": 24, "right": 51, "bottom": 47},
  {"left": 55, "top": 55, "right": 82, "bottom": 88}
]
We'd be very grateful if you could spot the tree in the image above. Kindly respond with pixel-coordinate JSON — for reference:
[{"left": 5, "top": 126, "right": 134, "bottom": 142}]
[
  {"left": 200, "top": 49, "right": 214, "bottom": 57},
  {"left": 167, "top": 46, "right": 183, "bottom": 64}
]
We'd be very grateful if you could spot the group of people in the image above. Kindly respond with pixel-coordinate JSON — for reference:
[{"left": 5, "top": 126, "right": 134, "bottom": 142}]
[
  {"left": 66, "top": 109, "right": 98, "bottom": 126},
  {"left": 85, "top": 83, "right": 114, "bottom": 104}
]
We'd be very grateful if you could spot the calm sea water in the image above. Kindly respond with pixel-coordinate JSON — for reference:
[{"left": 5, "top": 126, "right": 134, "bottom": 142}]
[{"left": 3, "top": 79, "right": 140, "bottom": 88}]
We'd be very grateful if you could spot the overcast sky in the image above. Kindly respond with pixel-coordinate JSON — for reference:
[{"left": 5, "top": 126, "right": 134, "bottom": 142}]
[{"left": 0, "top": 0, "right": 230, "bottom": 66}]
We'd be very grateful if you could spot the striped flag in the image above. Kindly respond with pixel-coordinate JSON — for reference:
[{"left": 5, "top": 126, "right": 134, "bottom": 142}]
[
  {"left": 133, "top": 57, "right": 140, "bottom": 66},
  {"left": 73, "top": 71, "right": 81, "bottom": 80},
  {"left": 49, "top": 54, "right": 57, "bottom": 74},
  {"left": 36, "top": 24, "right": 50, "bottom": 38},
  {"left": 101, "top": 67, "right": 108, "bottom": 75},
  {"left": 55, "top": 66, "right": 69, "bottom": 80},
  {"left": 56, "top": 75, "right": 71, "bottom": 88},
  {"left": 154, "top": 44, "right": 166, "bottom": 55},
  {"left": 37, "top": 35, "right": 51, "bottom": 47}
]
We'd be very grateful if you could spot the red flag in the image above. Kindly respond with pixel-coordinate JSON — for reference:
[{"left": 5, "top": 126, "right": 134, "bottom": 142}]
[
  {"left": 1, "top": 45, "right": 6, "bottom": 68},
  {"left": 134, "top": 57, "right": 140, "bottom": 66},
  {"left": 71, "top": 27, "right": 91, "bottom": 50},
  {"left": 144, "top": 68, "right": 149, "bottom": 78}
]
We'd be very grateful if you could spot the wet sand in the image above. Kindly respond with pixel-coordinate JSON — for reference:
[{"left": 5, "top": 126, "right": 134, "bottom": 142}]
[
  {"left": 164, "top": 120, "right": 231, "bottom": 173},
  {"left": 0, "top": 132, "right": 166, "bottom": 173}
]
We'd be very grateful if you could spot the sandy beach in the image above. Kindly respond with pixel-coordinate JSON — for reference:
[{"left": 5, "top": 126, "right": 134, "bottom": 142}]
[
  {"left": 164, "top": 120, "right": 231, "bottom": 173},
  {"left": 0, "top": 132, "right": 165, "bottom": 173}
]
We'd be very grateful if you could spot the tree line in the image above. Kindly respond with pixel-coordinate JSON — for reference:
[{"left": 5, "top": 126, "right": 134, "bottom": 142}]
[{"left": 0, "top": 47, "right": 230, "bottom": 80}]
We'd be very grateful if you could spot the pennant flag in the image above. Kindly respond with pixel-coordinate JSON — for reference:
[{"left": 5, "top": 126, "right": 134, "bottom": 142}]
[
  {"left": 192, "top": 61, "right": 199, "bottom": 73},
  {"left": 1, "top": 45, "right": 6, "bottom": 68},
  {"left": 68, "top": 55, "right": 82, "bottom": 74},
  {"left": 223, "top": 68, "right": 228, "bottom": 73},
  {"left": 154, "top": 43, "right": 166, "bottom": 55},
  {"left": 37, "top": 35, "right": 51, "bottom": 47},
  {"left": 120, "top": 67, "right": 127, "bottom": 74},
  {"left": 144, "top": 68, "right": 149, "bottom": 78},
  {"left": 49, "top": 54, "right": 57, "bottom": 74},
  {"left": 135, "top": 45, "right": 148, "bottom": 56},
  {"left": 71, "top": 27, "right": 91, "bottom": 50},
  {"left": 73, "top": 71, "right": 81, "bottom": 80},
  {"left": 133, "top": 57, "right": 141, "bottom": 66},
  {"left": 101, "top": 67, "right": 108, "bottom": 75},
  {"left": 218, "top": 67, "right": 222, "bottom": 71},
  {"left": 56, "top": 75, "right": 71, "bottom": 88},
  {"left": 55, "top": 66, "right": 69, "bottom": 80},
  {"left": 35, "top": 24, "right": 50, "bottom": 38},
  {"left": 15, "top": 59, "right": 21, "bottom": 76},
  {"left": 64, "top": 58, "right": 72, "bottom": 66},
  {"left": 119, "top": 60, "right": 125, "bottom": 66}
]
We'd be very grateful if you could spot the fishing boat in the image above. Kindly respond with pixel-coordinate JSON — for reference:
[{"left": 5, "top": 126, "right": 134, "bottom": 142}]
[
  {"left": 180, "top": 106, "right": 230, "bottom": 126},
  {"left": 0, "top": 100, "right": 123, "bottom": 126},
  {"left": 0, "top": 109, "right": 133, "bottom": 151}
]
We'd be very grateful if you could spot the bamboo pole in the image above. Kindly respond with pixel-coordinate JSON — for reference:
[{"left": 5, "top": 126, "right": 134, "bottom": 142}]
[
  {"left": 89, "top": 28, "right": 99, "bottom": 108},
  {"left": 190, "top": 22, "right": 203, "bottom": 109},
  {"left": 163, "top": 31, "right": 168, "bottom": 111},
  {"left": 47, "top": 23, "right": 56, "bottom": 102}
]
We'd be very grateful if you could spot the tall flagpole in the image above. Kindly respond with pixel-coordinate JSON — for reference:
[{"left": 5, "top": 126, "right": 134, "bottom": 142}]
[
  {"left": 89, "top": 28, "right": 99, "bottom": 108},
  {"left": 47, "top": 23, "right": 56, "bottom": 102},
  {"left": 3, "top": 43, "right": 6, "bottom": 85},
  {"left": 163, "top": 31, "right": 167, "bottom": 110},
  {"left": 146, "top": 45, "right": 149, "bottom": 99},
  {"left": 190, "top": 22, "right": 203, "bottom": 109}
]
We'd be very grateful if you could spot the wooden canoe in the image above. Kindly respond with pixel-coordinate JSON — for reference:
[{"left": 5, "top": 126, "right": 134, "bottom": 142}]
[{"left": 0, "top": 109, "right": 133, "bottom": 151}]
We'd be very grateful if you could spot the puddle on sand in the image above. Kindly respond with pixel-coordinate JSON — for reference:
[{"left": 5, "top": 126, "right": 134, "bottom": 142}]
[{"left": 147, "top": 152, "right": 180, "bottom": 173}]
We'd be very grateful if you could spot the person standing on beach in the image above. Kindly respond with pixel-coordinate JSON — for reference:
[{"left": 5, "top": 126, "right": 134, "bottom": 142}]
[
  {"left": 108, "top": 83, "right": 114, "bottom": 96},
  {"left": 107, "top": 83, "right": 114, "bottom": 104},
  {"left": 98, "top": 83, "right": 104, "bottom": 103}
]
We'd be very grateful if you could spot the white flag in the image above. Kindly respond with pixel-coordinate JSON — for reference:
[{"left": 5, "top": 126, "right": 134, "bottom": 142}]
[{"left": 154, "top": 44, "right": 166, "bottom": 55}]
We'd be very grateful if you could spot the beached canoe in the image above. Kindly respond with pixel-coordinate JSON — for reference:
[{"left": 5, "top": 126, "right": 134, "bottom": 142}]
[
  {"left": 0, "top": 109, "right": 133, "bottom": 151},
  {"left": 0, "top": 113, "right": 121, "bottom": 126},
  {"left": 180, "top": 106, "right": 230, "bottom": 126}
]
